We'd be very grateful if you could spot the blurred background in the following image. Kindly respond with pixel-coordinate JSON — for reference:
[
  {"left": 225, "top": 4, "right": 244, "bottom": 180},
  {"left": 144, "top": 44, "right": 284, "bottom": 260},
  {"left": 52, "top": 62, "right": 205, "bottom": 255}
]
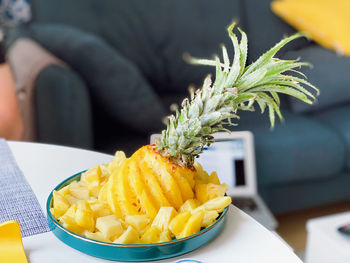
[{"left": 1, "top": 0, "right": 350, "bottom": 259}]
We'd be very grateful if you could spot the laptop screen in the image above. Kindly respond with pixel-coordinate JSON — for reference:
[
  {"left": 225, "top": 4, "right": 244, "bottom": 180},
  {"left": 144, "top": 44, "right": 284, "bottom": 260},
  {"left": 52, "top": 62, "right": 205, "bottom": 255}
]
[{"left": 196, "top": 139, "right": 246, "bottom": 188}]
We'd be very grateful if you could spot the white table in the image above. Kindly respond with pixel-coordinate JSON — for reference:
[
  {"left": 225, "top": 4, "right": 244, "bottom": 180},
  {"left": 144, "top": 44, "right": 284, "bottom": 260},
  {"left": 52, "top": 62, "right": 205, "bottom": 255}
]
[
  {"left": 9, "top": 141, "right": 302, "bottom": 263},
  {"left": 305, "top": 212, "right": 350, "bottom": 263}
]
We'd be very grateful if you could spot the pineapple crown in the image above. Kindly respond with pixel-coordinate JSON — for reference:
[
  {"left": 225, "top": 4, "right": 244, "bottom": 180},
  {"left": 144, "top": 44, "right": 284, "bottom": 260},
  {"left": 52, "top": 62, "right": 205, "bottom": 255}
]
[{"left": 156, "top": 23, "right": 319, "bottom": 168}]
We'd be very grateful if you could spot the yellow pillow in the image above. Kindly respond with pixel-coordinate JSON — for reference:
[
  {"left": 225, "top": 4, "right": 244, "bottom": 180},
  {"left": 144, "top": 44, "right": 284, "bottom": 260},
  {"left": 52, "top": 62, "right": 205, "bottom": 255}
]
[{"left": 271, "top": 0, "right": 350, "bottom": 56}]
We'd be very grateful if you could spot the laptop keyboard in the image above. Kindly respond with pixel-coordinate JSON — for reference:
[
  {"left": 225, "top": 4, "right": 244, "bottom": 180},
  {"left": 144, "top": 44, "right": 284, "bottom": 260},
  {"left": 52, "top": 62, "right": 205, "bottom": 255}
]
[{"left": 231, "top": 197, "right": 258, "bottom": 211}]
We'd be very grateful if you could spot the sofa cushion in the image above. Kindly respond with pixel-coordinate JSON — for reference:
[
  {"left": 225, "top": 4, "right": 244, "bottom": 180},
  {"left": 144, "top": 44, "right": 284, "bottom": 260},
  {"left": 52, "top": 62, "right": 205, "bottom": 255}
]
[
  {"left": 230, "top": 110, "right": 346, "bottom": 186},
  {"left": 283, "top": 45, "right": 350, "bottom": 113},
  {"left": 30, "top": 23, "right": 167, "bottom": 134},
  {"left": 241, "top": 0, "right": 309, "bottom": 63},
  {"left": 311, "top": 105, "right": 350, "bottom": 171}
]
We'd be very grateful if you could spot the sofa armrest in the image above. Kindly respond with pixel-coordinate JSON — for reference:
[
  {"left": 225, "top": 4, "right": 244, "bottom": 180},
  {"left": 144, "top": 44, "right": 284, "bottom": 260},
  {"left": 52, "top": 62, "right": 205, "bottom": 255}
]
[
  {"left": 6, "top": 38, "right": 68, "bottom": 141},
  {"left": 35, "top": 64, "right": 93, "bottom": 149}
]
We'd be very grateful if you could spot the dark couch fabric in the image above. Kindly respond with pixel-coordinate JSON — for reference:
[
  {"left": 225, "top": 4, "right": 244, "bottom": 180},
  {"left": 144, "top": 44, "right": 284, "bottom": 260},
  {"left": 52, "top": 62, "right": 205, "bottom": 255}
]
[
  {"left": 284, "top": 45, "right": 350, "bottom": 113},
  {"left": 35, "top": 65, "right": 93, "bottom": 148}
]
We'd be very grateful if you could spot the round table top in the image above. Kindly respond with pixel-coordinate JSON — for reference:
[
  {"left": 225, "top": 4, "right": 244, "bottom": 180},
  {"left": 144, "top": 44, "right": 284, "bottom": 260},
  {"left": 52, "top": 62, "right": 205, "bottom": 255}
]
[{"left": 9, "top": 141, "right": 302, "bottom": 263}]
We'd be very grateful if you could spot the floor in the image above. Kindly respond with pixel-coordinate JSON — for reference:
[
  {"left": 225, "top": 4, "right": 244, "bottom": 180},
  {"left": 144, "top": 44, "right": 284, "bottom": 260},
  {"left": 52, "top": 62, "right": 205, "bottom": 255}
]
[{"left": 276, "top": 200, "right": 350, "bottom": 253}]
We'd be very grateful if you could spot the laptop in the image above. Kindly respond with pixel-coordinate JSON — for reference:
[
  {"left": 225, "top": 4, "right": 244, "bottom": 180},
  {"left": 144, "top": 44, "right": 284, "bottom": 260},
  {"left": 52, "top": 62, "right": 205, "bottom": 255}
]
[{"left": 150, "top": 131, "right": 278, "bottom": 230}]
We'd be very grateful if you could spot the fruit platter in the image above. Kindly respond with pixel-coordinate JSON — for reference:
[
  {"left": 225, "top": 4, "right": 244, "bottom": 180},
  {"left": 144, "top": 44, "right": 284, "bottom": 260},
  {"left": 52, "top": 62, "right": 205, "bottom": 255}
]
[{"left": 47, "top": 23, "right": 318, "bottom": 261}]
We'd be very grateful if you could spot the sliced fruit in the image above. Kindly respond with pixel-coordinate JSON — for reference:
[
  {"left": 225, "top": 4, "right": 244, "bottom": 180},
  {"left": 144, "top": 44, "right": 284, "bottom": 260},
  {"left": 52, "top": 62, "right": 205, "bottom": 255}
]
[
  {"left": 194, "top": 196, "right": 232, "bottom": 213},
  {"left": 96, "top": 215, "right": 124, "bottom": 240},
  {"left": 202, "top": 210, "right": 219, "bottom": 228},
  {"left": 57, "top": 185, "right": 70, "bottom": 196},
  {"left": 113, "top": 226, "right": 139, "bottom": 244},
  {"left": 81, "top": 165, "right": 101, "bottom": 184},
  {"left": 152, "top": 207, "right": 177, "bottom": 232},
  {"left": 98, "top": 182, "right": 108, "bottom": 203},
  {"left": 193, "top": 162, "right": 210, "bottom": 184},
  {"left": 128, "top": 160, "right": 157, "bottom": 218},
  {"left": 108, "top": 151, "right": 127, "bottom": 174},
  {"left": 52, "top": 190, "right": 70, "bottom": 218},
  {"left": 140, "top": 225, "right": 161, "bottom": 244},
  {"left": 90, "top": 202, "right": 111, "bottom": 218},
  {"left": 59, "top": 204, "right": 84, "bottom": 234},
  {"left": 83, "top": 231, "right": 109, "bottom": 242},
  {"left": 106, "top": 167, "right": 124, "bottom": 218},
  {"left": 159, "top": 230, "right": 172, "bottom": 242},
  {"left": 125, "top": 214, "right": 150, "bottom": 233},
  {"left": 195, "top": 183, "right": 227, "bottom": 204},
  {"left": 69, "top": 181, "right": 89, "bottom": 200},
  {"left": 64, "top": 194, "right": 79, "bottom": 205},
  {"left": 178, "top": 210, "right": 204, "bottom": 239},
  {"left": 75, "top": 200, "right": 95, "bottom": 231},
  {"left": 140, "top": 161, "right": 170, "bottom": 208},
  {"left": 169, "top": 211, "right": 191, "bottom": 237},
  {"left": 179, "top": 199, "right": 200, "bottom": 213},
  {"left": 208, "top": 171, "right": 220, "bottom": 184},
  {"left": 142, "top": 146, "right": 183, "bottom": 209}
]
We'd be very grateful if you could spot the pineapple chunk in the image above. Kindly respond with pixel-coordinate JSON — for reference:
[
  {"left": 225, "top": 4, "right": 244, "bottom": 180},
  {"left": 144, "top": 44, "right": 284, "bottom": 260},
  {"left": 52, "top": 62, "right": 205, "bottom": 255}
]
[
  {"left": 81, "top": 165, "right": 101, "bottom": 184},
  {"left": 108, "top": 151, "right": 127, "bottom": 174},
  {"left": 159, "top": 230, "right": 172, "bottom": 242},
  {"left": 65, "top": 194, "right": 79, "bottom": 205},
  {"left": 81, "top": 165, "right": 102, "bottom": 197},
  {"left": 90, "top": 202, "right": 111, "bottom": 218},
  {"left": 208, "top": 171, "right": 220, "bottom": 184},
  {"left": 57, "top": 185, "right": 70, "bottom": 196},
  {"left": 202, "top": 210, "right": 219, "bottom": 228},
  {"left": 179, "top": 199, "right": 200, "bottom": 213},
  {"left": 59, "top": 204, "right": 84, "bottom": 234},
  {"left": 194, "top": 196, "right": 232, "bottom": 213},
  {"left": 169, "top": 211, "right": 191, "bottom": 237},
  {"left": 178, "top": 210, "right": 204, "bottom": 239},
  {"left": 125, "top": 215, "right": 150, "bottom": 233},
  {"left": 52, "top": 190, "right": 70, "bottom": 217},
  {"left": 140, "top": 225, "right": 161, "bottom": 244},
  {"left": 69, "top": 181, "right": 89, "bottom": 200},
  {"left": 113, "top": 226, "right": 139, "bottom": 244},
  {"left": 75, "top": 200, "right": 95, "bottom": 231},
  {"left": 96, "top": 215, "right": 124, "bottom": 240},
  {"left": 193, "top": 162, "right": 210, "bottom": 183},
  {"left": 83, "top": 231, "right": 109, "bottom": 242},
  {"left": 152, "top": 207, "right": 177, "bottom": 232},
  {"left": 195, "top": 183, "right": 227, "bottom": 203},
  {"left": 98, "top": 182, "right": 108, "bottom": 203}
]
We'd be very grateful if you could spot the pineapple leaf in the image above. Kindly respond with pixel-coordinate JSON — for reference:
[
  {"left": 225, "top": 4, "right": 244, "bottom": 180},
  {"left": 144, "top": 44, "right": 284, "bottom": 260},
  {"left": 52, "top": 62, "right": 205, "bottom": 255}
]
[{"left": 156, "top": 23, "right": 319, "bottom": 167}]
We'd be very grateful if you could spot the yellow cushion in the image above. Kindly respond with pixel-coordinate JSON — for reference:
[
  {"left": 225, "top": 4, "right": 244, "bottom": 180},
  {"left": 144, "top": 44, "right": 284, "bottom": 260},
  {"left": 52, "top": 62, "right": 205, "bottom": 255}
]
[{"left": 271, "top": 0, "right": 350, "bottom": 55}]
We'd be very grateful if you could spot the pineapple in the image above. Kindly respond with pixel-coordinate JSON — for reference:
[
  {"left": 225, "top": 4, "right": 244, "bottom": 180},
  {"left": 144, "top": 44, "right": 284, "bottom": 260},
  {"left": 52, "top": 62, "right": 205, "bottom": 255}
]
[
  {"left": 152, "top": 207, "right": 177, "bottom": 232},
  {"left": 96, "top": 215, "right": 124, "bottom": 240},
  {"left": 125, "top": 215, "right": 150, "bottom": 233},
  {"left": 52, "top": 22, "right": 318, "bottom": 244},
  {"left": 75, "top": 200, "right": 95, "bottom": 231},
  {"left": 178, "top": 211, "right": 204, "bottom": 239},
  {"left": 52, "top": 190, "right": 70, "bottom": 218},
  {"left": 169, "top": 211, "right": 192, "bottom": 237},
  {"left": 114, "top": 226, "right": 139, "bottom": 244}
]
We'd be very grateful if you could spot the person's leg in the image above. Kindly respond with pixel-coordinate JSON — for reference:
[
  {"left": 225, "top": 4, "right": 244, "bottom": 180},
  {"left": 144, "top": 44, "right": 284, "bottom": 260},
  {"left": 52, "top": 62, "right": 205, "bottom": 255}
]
[{"left": 0, "top": 63, "right": 23, "bottom": 140}]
